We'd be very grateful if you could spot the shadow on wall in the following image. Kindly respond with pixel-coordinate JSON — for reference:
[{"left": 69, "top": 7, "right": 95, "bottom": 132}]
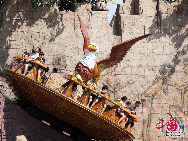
[
  {"left": 130, "top": 0, "right": 140, "bottom": 15},
  {"left": 140, "top": 1, "right": 188, "bottom": 139},
  {"left": 52, "top": 55, "right": 67, "bottom": 72},
  {"left": 0, "top": 0, "right": 64, "bottom": 76},
  {"left": 143, "top": 0, "right": 188, "bottom": 110},
  {"left": 148, "top": 0, "right": 188, "bottom": 73}
]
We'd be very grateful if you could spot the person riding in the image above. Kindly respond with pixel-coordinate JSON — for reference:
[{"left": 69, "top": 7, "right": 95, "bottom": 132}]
[
  {"left": 125, "top": 101, "right": 141, "bottom": 129},
  {"left": 116, "top": 96, "right": 127, "bottom": 125},
  {"left": 52, "top": 68, "right": 60, "bottom": 76},
  {"left": 126, "top": 101, "right": 131, "bottom": 109},
  {"left": 31, "top": 47, "right": 41, "bottom": 59},
  {"left": 21, "top": 47, "right": 41, "bottom": 75},
  {"left": 86, "top": 77, "right": 97, "bottom": 107},
  {"left": 60, "top": 69, "right": 83, "bottom": 99},
  {"left": 90, "top": 85, "right": 109, "bottom": 114},
  {"left": 29, "top": 49, "right": 35, "bottom": 57},
  {"left": 36, "top": 52, "right": 45, "bottom": 81}
]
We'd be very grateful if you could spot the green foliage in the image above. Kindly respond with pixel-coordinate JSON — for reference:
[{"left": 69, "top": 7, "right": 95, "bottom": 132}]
[
  {"left": 0, "top": 0, "right": 96, "bottom": 10},
  {"left": 31, "top": 0, "right": 97, "bottom": 10},
  {"left": 32, "top": 0, "right": 60, "bottom": 8}
]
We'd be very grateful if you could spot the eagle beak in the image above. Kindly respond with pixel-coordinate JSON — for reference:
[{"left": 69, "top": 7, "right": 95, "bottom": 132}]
[{"left": 88, "top": 45, "right": 96, "bottom": 51}]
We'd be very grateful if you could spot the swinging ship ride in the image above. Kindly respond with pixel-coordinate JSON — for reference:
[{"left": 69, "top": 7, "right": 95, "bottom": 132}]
[{"left": 3, "top": 10, "right": 152, "bottom": 140}]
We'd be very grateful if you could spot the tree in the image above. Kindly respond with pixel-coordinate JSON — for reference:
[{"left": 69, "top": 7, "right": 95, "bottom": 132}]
[
  {"left": 31, "top": 0, "right": 97, "bottom": 11},
  {"left": 0, "top": 0, "right": 97, "bottom": 10}
]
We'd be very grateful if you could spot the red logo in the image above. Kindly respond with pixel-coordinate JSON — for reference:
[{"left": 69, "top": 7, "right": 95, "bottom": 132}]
[{"left": 156, "top": 119, "right": 177, "bottom": 131}]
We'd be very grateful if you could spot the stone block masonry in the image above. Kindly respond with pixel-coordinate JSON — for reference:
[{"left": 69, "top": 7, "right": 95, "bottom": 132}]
[{"left": 0, "top": 0, "right": 187, "bottom": 141}]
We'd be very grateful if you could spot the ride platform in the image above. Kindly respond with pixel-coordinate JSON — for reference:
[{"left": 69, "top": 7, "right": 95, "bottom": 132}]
[{"left": 3, "top": 69, "right": 136, "bottom": 140}]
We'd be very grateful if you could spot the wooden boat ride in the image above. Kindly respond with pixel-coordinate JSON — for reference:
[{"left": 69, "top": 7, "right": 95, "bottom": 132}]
[{"left": 3, "top": 56, "right": 137, "bottom": 141}]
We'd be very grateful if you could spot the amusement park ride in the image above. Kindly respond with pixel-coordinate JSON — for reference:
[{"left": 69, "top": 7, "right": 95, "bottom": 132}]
[{"left": 3, "top": 10, "right": 152, "bottom": 141}]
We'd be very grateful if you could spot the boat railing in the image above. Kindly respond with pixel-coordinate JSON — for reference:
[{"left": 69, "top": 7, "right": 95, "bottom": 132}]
[
  {"left": 62, "top": 75, "right": 137, "bottom": 132},
  {"left": 11, "top": 56, "right": 24, "bottom": 72},
  {"left": 12, "top": 56, "right": 48, "bottom": 83}
]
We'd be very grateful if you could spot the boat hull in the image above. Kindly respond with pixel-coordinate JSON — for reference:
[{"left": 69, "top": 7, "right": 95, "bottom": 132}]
[{"left": 3, "top": 69, "right": 134, "bottom": 140}]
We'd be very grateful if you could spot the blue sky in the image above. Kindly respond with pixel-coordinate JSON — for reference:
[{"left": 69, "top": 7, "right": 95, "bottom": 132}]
[{"left": 105, "top": 0, "right": 123, "bottom": 22}]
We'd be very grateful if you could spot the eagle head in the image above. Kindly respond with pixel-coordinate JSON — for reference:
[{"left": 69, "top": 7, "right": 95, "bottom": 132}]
[{"left": 88, "top": 43, "right": 99, "bottom": 52}]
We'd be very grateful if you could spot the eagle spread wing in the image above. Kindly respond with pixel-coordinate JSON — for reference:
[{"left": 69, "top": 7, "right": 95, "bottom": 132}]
[
  {"left": 77, "top": 9, "right": 90, "bottom": 55},
  {"left": 96, "top": 33, "right": 152, "bottom": 72}
]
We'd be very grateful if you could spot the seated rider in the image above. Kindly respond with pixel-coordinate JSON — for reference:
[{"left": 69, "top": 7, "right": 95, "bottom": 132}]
[
  {"left": 96, "top": 0, "right": 104, "bottom": 10},
  {"left": 21, "top": 47, "right": 41, "bottom": 75},
  {"left": 16, "top": 50, "right": 29, "bottom": 71},
  {"left": 46, "top": 68, "right": 59, "bottom": 80},
  {"left": 104, "top": 0, "right": 109, "bottom": 11},
  {"left": 125, "top": 101, "right": 141, "bottom": 129},
  {"left": 126, "top": 101, "right": 131, "bottom": 109},
  {"left": 52, "top": 68, "right": 60, "bottom": 77},
  {"left": 90, "top": 85, "right": 109, "bottom": 114},
  {"left": 95, "top": 0, "right": 108, "bottom": 11},
  {"left": 87, "top": 78, "right": 97, "bottom": 107},
  {"left": 36, "top": 52, "right": 45, "bottom": 81},
  {"left": 124, "top": 101, "right": 132, "bottom": 123},
  {"left": 29, "top": 49, "right": 35, "bottom": 57},
  {"left": 21, "top": 49, "right": 27, "bottom": 57},
  {"left": 25, "top": 53, "right": 30, "bottom": 57},
  {"left": 31, "top": 47, "right": 41, "bottom": 59},
  {"left": 116, "top": 96, "right": 127, "bottom": 125},
  {"left": 60, "top": 69, "right": 83, "bottom": 99}
]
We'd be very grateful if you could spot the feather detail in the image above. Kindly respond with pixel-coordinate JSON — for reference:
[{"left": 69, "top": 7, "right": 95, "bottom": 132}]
[
  {"left": 96, "top": 33, "right": 152, "bottom": 72},
  {"left": 77, "top": 9, "right": 90, "bottom": 55}
]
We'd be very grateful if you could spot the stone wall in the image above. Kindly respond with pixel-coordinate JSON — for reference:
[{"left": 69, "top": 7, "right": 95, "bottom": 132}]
[
  {"left": 0, "top": 0, "right": 187, "bottom": 140},
  {"left": 110, "top": 0, "right": 187, "bottom": 140}
]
